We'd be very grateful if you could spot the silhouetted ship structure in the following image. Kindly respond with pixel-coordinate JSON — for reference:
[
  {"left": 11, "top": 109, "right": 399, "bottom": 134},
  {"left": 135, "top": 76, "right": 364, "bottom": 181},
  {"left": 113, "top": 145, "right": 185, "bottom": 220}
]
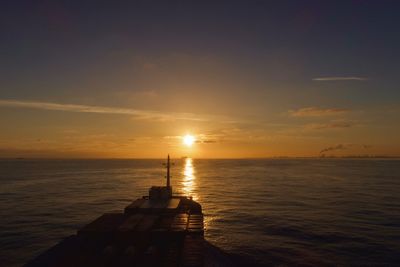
[{"left": 25, "top": 155, "right": 208, "bottom": 267}]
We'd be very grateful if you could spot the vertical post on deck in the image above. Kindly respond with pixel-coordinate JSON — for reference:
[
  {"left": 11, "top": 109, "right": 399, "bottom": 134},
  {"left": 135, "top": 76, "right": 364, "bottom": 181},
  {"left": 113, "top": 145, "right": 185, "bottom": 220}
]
[{"left": 166, "top": 154, "right": 170, "bottom": 188}]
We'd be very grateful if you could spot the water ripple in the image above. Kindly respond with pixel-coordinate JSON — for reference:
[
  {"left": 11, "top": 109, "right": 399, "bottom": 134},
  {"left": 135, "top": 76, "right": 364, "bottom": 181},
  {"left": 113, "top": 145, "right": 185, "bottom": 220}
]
[{"left": 0, "top": 159, "right": 400, "bottom": 266}]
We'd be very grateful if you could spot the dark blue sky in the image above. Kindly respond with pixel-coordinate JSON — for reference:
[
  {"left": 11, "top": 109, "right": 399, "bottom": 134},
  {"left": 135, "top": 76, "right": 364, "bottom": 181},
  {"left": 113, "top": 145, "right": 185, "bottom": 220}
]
[{"left": 2, "top": 1, "right": 400, "bottom": 92}]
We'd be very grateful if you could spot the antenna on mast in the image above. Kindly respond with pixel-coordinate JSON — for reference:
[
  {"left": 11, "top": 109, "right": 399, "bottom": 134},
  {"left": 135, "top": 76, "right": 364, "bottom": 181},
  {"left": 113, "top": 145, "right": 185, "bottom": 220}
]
[{"left": 166, "top": 154, "right": 171, "bottom": 188}]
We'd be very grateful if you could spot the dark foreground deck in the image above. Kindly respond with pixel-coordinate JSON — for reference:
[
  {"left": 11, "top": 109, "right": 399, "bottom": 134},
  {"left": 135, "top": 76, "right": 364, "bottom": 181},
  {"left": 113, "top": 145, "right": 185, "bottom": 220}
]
[{"left": 25, "top": 195, "right": 205, "bottom": 267}]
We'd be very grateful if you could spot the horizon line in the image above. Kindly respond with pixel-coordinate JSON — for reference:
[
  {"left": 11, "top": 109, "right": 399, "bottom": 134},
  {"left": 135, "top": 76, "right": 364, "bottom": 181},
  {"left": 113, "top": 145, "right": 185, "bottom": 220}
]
[{"left": 1, "top": 156, "right": 399, "bottom": 160}]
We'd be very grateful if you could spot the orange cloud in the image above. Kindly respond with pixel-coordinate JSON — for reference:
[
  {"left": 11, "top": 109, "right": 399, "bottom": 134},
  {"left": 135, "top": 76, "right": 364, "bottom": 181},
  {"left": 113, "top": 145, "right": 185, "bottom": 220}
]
[
  {"left": 290, "top": 107, "right": 349, "bottom": 117},
  {"left": 305, "top": 120, "right": 357, "bottom": 130}
]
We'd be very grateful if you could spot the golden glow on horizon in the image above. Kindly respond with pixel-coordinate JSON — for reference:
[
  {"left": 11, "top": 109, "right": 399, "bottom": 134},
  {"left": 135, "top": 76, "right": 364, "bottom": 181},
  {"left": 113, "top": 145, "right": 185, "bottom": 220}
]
[{"left": 183, "top": 134, "right": 196, "bottom": 147}]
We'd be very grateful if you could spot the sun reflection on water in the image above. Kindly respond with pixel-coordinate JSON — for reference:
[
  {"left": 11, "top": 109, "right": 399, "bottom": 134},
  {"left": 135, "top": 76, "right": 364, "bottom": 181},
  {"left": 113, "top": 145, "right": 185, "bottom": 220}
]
[{"left": 182, "top": 158, "right": 199, "bottom": 201}]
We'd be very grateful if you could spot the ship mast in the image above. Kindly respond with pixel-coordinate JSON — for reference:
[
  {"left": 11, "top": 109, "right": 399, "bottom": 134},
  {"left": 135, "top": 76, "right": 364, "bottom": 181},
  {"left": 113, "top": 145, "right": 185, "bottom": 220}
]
[{"left": 166, "top": 154, "right": 171, "bottom": 188}]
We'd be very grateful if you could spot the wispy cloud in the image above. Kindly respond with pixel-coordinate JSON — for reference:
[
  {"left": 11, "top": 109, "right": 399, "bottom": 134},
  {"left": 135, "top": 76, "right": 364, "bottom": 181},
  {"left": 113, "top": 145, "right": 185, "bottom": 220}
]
[
  {"left": 0, "top": 99, "right": 205, "bottom": 122},
  {"left": 196, "top": 133, "right": 219, "bottom": 144},
  {"left": 289, "top": 107, "right": 349, "bottom": 117},
  {"left": 142, "top": 63, "right": 157, "bottom": 70},
  {"left": 305, "top": 119, "right": 357, "bottom": 130},
  {"left": 162, "top": 130, "right": 256, "bottom": 145},
  {"left": 163, "top": 133, "right": 219, "bottom": 144},
  {"left": 312, "top": 76, "right": 367, "bottom": 81}
]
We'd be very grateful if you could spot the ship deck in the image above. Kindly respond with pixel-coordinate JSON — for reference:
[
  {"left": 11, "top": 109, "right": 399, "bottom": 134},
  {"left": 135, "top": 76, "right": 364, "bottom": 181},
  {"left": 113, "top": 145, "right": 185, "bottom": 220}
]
[{"left": 25, "top": 195, "right": 204, "bottom": 267}]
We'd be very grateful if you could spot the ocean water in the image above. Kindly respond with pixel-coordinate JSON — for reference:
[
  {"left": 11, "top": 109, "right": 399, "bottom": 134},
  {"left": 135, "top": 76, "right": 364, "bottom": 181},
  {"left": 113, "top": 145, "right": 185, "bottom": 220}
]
[{"left": 0, "top": 158, "right": 399, "bottom": 267}]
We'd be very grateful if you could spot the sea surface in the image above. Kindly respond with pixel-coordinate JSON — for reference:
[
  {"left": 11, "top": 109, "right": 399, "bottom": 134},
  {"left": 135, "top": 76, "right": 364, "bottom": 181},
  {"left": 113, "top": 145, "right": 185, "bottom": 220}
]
[{"left": 0, "top": 158, "right": 400, "bottom": 266}]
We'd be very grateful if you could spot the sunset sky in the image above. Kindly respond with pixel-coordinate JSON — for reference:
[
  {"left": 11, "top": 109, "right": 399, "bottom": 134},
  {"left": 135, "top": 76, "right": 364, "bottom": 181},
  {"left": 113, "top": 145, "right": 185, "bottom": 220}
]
[{"left": 1, "top": 1, "right": 399, "bottom": 158}]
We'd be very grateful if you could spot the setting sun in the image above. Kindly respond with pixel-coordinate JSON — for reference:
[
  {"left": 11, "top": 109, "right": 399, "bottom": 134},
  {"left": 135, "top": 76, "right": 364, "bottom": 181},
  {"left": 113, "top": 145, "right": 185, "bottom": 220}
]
[{"left": 183, "top": 134, "right": 196, "bottom": 147}]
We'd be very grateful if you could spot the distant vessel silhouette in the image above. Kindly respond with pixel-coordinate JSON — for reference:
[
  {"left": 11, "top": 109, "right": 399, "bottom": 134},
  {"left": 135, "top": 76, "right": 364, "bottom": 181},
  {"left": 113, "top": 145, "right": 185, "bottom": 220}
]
[{"left": 25, "top": 155, "right": 232, "bottom": 267}]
